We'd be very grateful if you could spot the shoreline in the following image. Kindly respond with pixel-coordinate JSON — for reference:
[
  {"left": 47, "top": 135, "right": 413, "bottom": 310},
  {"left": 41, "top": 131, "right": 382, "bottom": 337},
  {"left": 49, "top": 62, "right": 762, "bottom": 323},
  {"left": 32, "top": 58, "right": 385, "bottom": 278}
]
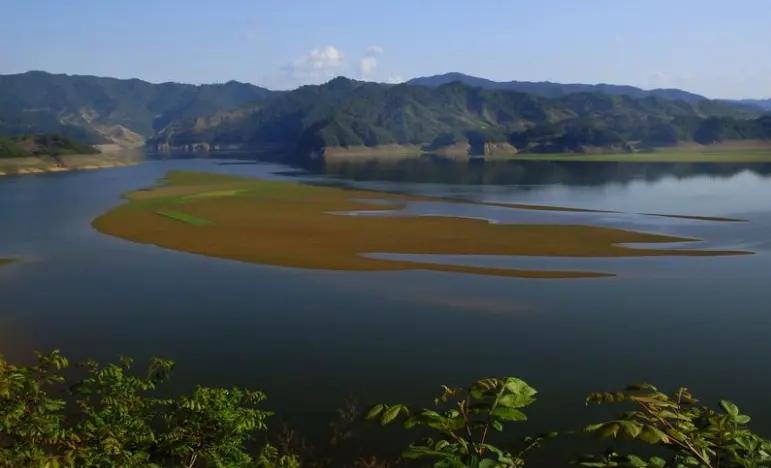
[
  {"left": 0, "top": 148, "right": 144, "bottom": 177},
  {"left": 149, "top": 141, "right": 771, "bottom": 163}
]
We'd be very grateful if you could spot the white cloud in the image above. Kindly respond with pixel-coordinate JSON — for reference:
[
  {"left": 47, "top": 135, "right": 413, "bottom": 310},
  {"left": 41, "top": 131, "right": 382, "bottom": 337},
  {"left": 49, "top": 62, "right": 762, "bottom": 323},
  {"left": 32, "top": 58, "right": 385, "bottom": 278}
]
[
  {"left": 358, "top": 45, "right": 386, "bottom": 79},
  {"left": 284, "top": 46, "right": 345, "bottom": 81},
  {"left": 648, "top": 71, "right": 667, "bottom": 85},
  {"left": 281, "top": 44, "right": 396, "bottom": 85},
  {"left": 648, "top": 71, "right": 690, "bottom": 88},
  {"left": 365, "top": 45, "right": 384, "bottom": 56},
  {"left": 385, "top": 76, "right": 404, "bottom": 84},
  {"left": 359, "top": 57, "right": 378, "bottom": 78}
]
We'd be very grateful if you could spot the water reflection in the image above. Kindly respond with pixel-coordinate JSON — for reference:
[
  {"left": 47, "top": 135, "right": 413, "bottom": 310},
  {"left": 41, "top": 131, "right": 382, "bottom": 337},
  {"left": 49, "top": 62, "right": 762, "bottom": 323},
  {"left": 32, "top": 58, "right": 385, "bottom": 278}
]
[{"left": 308, "top": 157, "right": 771, "bottom": 187}]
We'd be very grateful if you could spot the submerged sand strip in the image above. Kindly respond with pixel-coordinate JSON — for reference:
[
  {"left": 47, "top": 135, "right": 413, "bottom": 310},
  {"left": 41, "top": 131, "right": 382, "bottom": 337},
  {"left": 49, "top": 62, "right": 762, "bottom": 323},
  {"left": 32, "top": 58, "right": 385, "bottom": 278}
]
[{"left": 91, "top": 171, "right": 752, "bottom": 280}]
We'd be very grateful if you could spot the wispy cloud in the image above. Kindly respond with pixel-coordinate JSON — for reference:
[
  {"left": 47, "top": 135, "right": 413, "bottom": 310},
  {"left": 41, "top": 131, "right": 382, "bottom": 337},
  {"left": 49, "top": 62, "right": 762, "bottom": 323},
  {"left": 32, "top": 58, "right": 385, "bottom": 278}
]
[
  {"left": 365, "top": 45, "right": 384, "bottom": 56},
  {"left": 648, "top": 71, "right": 690, "bottom": 88},
  {"left": 358, "top": 45, "right": 385, "bottom": 79},
  {"left": 283, "top": 46, "right": 345, "bottom": 82}
]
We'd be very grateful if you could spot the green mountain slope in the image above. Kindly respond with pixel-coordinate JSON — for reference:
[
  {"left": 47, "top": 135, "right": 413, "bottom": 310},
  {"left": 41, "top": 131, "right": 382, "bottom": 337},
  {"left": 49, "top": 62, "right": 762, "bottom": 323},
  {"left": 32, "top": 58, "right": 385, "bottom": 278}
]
[
  {"left": 0, "top": 71, "right": 274, "bottom": 144},
  {"left": 0, "top": 134, "right": 100, "bottom": 158},
  {"left": 150, "top": 77, "right": 770, "bottom": 159}
]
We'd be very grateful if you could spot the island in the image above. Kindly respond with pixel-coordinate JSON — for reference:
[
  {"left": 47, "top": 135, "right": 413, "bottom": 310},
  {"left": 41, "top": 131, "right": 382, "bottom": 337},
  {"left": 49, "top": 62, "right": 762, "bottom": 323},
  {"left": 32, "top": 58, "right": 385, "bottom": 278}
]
[{"left": 92, "top": 171, "right": 751, "bottom": 280}]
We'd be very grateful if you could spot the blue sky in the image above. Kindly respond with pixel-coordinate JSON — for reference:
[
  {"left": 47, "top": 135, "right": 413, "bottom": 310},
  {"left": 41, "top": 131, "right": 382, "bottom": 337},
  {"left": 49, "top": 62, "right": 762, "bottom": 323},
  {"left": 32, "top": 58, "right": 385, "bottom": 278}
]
[{"left": 1, "top": 0, "right": 769, "bottom": 99}]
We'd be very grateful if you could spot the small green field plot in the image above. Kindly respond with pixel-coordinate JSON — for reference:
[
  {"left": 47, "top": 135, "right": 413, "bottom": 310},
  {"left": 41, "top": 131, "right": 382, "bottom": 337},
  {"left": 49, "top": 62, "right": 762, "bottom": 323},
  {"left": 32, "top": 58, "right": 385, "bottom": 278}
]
[{"left": 155, "top": 210, "right": 211, "bottom": 226}]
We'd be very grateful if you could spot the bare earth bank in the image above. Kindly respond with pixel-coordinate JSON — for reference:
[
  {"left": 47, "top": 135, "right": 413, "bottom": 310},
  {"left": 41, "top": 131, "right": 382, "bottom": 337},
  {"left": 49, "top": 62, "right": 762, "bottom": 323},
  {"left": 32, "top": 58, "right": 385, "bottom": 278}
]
[{"left": 0, "top": 145, "right": 144, "bottom": 177}]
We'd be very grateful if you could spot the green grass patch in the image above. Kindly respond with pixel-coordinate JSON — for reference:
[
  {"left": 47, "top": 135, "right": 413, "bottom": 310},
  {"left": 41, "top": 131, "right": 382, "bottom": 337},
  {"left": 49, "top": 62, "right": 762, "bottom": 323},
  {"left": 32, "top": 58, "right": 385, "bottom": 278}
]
[
  {"left": 181, "top": 188, "right": 252, "bottom": 200},
  {"left": 155, "top": 210, "right": 211, "bottom": 226}
]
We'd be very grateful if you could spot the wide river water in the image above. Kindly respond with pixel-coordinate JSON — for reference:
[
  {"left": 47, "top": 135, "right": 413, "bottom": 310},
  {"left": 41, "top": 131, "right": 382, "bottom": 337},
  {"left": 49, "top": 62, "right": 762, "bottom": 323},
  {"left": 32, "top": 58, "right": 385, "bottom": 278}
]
[{"left": 1, "top": 155, "right": 771, "bottom": 464}]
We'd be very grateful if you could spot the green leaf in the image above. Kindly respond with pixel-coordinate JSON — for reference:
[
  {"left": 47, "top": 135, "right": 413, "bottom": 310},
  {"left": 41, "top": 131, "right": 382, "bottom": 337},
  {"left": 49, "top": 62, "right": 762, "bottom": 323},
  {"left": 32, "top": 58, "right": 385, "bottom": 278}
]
[
  {"left": 585, "top": 423, "right": 607, "bottom": 432},
  {"left": 491, "top": 406, "right": 527, "bottom": 421},
  {"left": 491, "top": 420, "right": 504, "bottom": 432},
  {"left": 497, "top": 393, "right": 535, "bottom": 409},
  {"left": 435, "top": 440, "right": 451, "bottom": 451},
  {"left": 734, "top": 414, "right": 751, "bottom": 424},
  {"left": 503, "top": 378, "right": 537, "bottom": 397},
  {"left": 617, "top": 420, "right": 643, "bottom": 439},
  {"left": 648, "top": 457, "right": 666, "bottom": 468},
  {"left": 597, "top": 423, "right": 620, "bottom": 438},
  {"left": 638, "top": 425, "right": 670, "bottom": 444},
  {"left": 380, "top": 405, "right": 403, "bottom": 425},
  {"left": 364, "top": 404, "right": 384, "bottom": 420},
  {"left": 720, "top": 400, "right": 740, "bottom": 416}
]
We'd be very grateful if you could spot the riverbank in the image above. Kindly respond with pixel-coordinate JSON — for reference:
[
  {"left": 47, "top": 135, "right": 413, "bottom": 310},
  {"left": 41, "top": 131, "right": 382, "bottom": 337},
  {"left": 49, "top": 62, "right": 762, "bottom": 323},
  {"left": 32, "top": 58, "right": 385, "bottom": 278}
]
[
  {"left": 320, "top": 141, "right": 771, "bottom": 162},
  {"left": 0, "top": 146, "right": 143, "bottom": 177}
]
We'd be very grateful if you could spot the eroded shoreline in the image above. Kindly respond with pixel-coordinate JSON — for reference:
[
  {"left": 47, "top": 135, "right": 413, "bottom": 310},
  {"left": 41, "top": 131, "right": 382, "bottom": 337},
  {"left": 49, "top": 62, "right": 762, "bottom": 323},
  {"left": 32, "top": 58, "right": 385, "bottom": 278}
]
[{"left": 0, "top": 149, "right": 143, "bottom": 177}]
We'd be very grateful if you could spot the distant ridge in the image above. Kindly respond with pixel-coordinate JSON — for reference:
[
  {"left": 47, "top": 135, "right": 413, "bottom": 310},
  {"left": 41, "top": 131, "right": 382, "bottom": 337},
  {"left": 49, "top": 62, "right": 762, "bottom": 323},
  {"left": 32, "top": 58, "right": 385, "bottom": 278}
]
[
  {"left": 406, "top": 72, "right": 710, "bottom": 102},
  {"left": 728, "top": 98, "right": 771, "bottom": 111}
]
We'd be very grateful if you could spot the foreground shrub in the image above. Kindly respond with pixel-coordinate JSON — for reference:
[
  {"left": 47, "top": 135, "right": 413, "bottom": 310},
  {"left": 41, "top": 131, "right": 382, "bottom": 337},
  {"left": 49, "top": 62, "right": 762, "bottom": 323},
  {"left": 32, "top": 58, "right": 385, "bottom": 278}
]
[
  {"left": 3, "top": 350, "right": 770, "bottom": 467},
  {"left": 0, "top": 350, "right": 297, "bottom": 468}
]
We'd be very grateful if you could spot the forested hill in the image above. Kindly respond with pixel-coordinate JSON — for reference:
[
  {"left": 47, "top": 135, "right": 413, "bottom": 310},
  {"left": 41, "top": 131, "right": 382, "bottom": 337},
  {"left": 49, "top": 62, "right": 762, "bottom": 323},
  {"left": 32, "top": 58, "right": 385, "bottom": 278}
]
[
  {"left": 0, "top": 71, "right": 274, "bottom": 145},
  {"left": 150, "top": 77, "right": 771, "bottom": 159},
  {"left": 0, "top": 134, "right": 100, "bottom": 158}
]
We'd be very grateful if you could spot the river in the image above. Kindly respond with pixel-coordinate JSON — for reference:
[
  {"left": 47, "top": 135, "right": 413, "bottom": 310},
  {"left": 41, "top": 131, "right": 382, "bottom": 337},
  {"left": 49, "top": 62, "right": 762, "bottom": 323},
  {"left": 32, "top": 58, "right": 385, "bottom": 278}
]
[{"left": 1, "top": 155, "right": 770, "bottom": 465}]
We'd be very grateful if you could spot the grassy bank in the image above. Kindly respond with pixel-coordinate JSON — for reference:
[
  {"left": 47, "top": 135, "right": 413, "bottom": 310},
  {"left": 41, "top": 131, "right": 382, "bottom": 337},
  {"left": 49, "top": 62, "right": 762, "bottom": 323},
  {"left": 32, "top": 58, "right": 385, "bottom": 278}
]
[{"left": 92, "top": 171, "right": 751, "bottom": 280}]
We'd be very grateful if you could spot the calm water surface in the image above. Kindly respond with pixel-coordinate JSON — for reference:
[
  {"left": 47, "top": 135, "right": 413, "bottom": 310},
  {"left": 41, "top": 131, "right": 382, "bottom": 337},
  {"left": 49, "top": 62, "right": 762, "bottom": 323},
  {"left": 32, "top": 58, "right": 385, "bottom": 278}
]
[{"left": 1, "top": 155, "right": 771, "bottom": 464}]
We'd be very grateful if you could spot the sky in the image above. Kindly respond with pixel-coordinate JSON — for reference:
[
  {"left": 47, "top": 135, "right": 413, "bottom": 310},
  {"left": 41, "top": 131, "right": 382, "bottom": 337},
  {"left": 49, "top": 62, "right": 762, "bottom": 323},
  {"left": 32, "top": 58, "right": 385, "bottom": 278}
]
[{"left": 1, "top": 0, "right": 769, "bottom": 99}]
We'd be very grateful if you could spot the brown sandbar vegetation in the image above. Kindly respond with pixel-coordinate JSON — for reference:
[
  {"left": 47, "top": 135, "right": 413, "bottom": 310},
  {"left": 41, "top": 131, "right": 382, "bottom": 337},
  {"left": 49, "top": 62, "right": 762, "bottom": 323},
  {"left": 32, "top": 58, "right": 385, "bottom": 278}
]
[{"left": 91, "top": 171, "right": 752, "bottom": 279}]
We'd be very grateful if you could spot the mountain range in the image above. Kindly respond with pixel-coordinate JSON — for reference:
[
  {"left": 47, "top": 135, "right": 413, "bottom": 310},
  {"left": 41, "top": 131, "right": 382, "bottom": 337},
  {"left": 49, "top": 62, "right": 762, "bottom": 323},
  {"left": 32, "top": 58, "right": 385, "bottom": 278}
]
[
  {"left": 0, "top": 71, "right": 272, "bottom": 146},
  {"left": 0, "top": 70, "right": 769, "bottom": 160}
]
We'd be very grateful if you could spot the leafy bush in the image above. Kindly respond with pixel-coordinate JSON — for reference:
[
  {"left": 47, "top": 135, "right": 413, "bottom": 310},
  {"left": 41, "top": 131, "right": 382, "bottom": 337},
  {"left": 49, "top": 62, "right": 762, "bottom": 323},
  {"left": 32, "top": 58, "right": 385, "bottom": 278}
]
[
  {"left": 365, "top": 377, "right": 556, "bottom": 468},
  {"left": 3, "top": 351, "right": 770, "bottom": 468},
  {"left": 0, "top": 350, "right": 297, "bottom": 468}
]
